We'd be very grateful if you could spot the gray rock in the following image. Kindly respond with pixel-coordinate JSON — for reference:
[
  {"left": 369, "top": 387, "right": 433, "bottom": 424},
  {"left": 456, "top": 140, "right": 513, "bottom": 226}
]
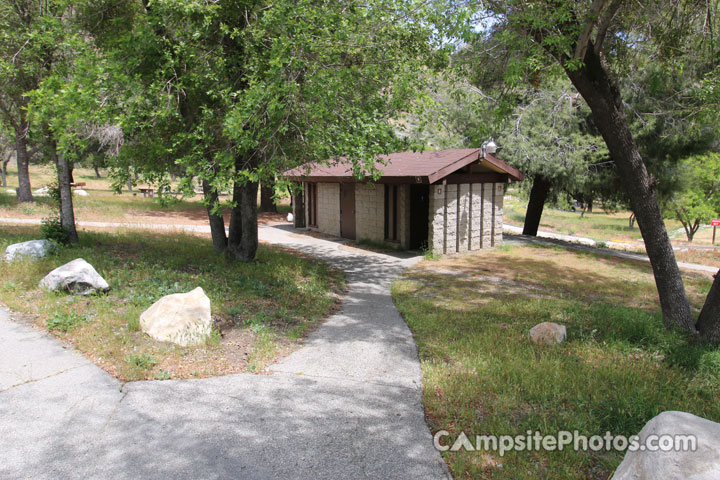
[
  {"left": 529, "top": 322, "right": 566, "bottom": 345},
  {"left": 39, "top": 258, "right": 110, "bottom": 295},
  {"left": 611, "top": 411, "right": 720, "bottom": 480},
  {"left": 139, "top": 287, "right": 211, "bottom": 346},
  {"left": 5, "top": 188, "right": 16, "bottom": 195},
  {"left": 73, "top": 189, "right": 89, "bottom": 196},
  {"left": 4, "top": 240, "right": 56, "bottom": 261}
]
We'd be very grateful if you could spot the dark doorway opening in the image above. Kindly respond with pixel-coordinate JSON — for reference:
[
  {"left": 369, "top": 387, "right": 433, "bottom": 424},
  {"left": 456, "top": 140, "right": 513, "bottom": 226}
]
[
  {"left": 340, "top": 183, "right": 356, "bottom": 240},
  {"left": 409, "top": 184, "right": 429, "bottom": 250}
]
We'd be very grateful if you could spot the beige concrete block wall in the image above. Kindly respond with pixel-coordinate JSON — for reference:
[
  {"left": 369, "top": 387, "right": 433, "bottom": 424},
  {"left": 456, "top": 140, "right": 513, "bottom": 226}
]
[
  {"left": 313, "top": 183, "right": 340, "bottom": 237},
  {"left": 355, "top": 184, "right": 385, "bottom": 243},
  {"left": 428, "top": 182, "right": 505, "bottom": 255}
]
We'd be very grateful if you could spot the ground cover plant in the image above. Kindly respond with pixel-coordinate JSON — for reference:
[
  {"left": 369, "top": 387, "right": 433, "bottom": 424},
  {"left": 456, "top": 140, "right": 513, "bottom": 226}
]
[
  {"left": 392, "top": 244, "right": 719, "bottom": 479},
  {"left": 0, "top": 225, "right": 343, "bottom": 380}
]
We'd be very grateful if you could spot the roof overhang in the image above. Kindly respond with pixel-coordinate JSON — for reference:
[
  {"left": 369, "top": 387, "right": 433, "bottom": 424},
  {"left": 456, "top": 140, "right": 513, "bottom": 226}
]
[{"left": 282, "top": 149, "right": 524, "bottom": 184}]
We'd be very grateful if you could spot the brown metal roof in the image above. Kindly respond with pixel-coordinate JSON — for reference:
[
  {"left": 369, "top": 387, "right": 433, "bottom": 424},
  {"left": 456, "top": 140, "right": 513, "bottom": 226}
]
[{"left": 282, "top": 148, "right": 524, "bottom": 184}]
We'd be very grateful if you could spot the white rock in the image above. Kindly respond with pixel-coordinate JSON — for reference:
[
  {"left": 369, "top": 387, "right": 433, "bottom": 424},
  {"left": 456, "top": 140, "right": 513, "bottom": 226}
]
[
  {"left": 5, "top": 188, "right": 16, "bottom": 195},
  {"left": 34, "top": 187, "right": 50, "bottom": 197},
  {"left": 139, "top": 287, "right": 211, "bottom": 347},
  {"left": 74, "top": 189, "right": 89, "bottom": 196},
  {"left": 529, "top": 322, "right": 566, "bottom": 345},
  {"left": 287, "top": 212, "right": 294, "bottom": 222},
  {"left": 39, "top": 258, "right": 110, "bottom": 295},
  {"left": 4, "top": 239, "right": 56, "bottom": 261},
  {"left": 611, "top": 411, "right": 720, "bottom": 480}
]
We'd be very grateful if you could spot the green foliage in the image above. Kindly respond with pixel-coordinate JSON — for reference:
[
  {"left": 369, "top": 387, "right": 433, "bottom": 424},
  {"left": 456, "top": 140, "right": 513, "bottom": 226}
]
[
  {"left": 40, "top": 218, "right": 70, "bottom": 245},
  {"left": 125, "top": 353, "right": 157, "bottom": 370},
  {"left": 665, "top": 153, "right": 720, "bottom": 241},
  {"left": 47, "top": 311, "right": 87, "bottom": 332}
]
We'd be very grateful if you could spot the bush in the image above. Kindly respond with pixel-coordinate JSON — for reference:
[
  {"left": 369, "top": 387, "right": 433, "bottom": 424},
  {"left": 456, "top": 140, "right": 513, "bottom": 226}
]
[{"left": 40, "top": 218, "right": 70, "bottom": 245}]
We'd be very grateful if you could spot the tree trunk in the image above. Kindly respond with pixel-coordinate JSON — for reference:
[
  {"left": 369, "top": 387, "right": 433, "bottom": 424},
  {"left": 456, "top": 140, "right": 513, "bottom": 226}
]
[
  {"left": 14, "top": 120, "right": 33, "bottom": 202},
  {"left": 629, "top": 213, "right": 636, "bottom": 229},
  {"left": 566, "top": 46, "right": 694, "bottom": 333},
  {"left": 202, "top": 179, "right": 228, "bottom": 253},
  {"left": 697, "top": 271, "right": 720, "bottom": 344},
  {"left": 259, "top": 180, "right": 277, "bottom": 213},
  {"left": 227, "top": 179, "right": 259, "bottom": 261},
  {"left": 94, "top": 164, "right": 101, "bottom": 178},
  {"left": 587, "top": 196, "right": 593, "bottom": 213},
  {"left": 1, "top": 154, "right": 9, "bottom": 188},
  {"left": 292, "top": 185, "right": 305, "bottom": 228},
  {"left": 522, "top": 175, "right": 551, "bottom": 236},
  {"left": 50, "top": 141, "right": 79, "bottom": 244}
]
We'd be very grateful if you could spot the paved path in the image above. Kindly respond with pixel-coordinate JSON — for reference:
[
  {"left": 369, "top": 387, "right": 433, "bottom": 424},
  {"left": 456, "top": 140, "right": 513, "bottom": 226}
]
[
  {"left": 0, "top": 225, "right": 449, "bottom": 479},
  {"left": 503, "top": 227, "right": 718, "bottom": 275}
]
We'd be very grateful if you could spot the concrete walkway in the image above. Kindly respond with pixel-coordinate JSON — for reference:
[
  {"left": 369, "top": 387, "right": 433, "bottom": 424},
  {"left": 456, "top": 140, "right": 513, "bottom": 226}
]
[{"left": 0, "top": 225, "right": 449, "bottom": 479}]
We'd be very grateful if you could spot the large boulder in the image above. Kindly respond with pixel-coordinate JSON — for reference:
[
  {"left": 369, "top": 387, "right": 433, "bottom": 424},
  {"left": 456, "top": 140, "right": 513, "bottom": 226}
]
[
  {"left": 4, "top": 239, "right": 56, "bottom": 261},
  {"left": 139, "top": 287, "right": 211, "bottom": 347},
  {"left": 611, "top": 411, "right": 720, "bottom": 480},
  {"left": 529, "top": 322, "right": 566, "bottom": 345},
  {"left": 39, "top": 258, "right": 110, "bottom": 295}
]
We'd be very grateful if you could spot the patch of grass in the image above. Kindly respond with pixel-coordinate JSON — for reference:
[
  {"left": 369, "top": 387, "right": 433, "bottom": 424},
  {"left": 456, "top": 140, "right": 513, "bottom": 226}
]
[
  {"left": 393, "top": 245, "right": 719, "bottom": 479},
  {"left": 0, "top": 225, "right": 344, "bottom": 381},
  {"left": 47, "top": 312, "right": 87, "bottom": 332},
  {"left": 126, "top": 353, "right": 157, "bottom": 370}
]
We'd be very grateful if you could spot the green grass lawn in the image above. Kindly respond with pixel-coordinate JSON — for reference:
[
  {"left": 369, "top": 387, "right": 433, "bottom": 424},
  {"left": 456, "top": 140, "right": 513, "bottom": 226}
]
[
  {"left": 0, "top": 225, "right": 343, "bottom": 380},
  {"left": 392, "top": 244, "right": 719, "bottom": 479}
]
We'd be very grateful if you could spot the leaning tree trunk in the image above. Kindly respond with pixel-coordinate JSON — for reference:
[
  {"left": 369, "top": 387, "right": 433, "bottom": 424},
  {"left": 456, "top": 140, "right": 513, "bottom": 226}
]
[
  {"left": 227, "top": 179, "right": 259, "bottom": 261},
  {"left": 201, "top": 178, "right": 227, "bottom": 253},
  {"left": 50, "top": 141, "right": 79, "bottom": 244},
  {"left": 696, "top": 271, "right": 720, "bottom": 344},
  {"left": 522, "top": 175, "right": 552, "bottom": 236},
  {"left": 259, "top": 180, "right": 277, "bottom": 213},
  {"left": 566, "top": 46, "right": 694, "bottom": 334},
  {"left": 14, "top": 119, "right": 33, "bottom": 202}
]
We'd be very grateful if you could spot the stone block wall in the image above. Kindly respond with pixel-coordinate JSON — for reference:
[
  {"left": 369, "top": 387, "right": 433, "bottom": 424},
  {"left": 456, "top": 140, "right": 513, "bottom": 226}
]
[{"left": 428, "top": 182, "right": 504, "bottom": 255}]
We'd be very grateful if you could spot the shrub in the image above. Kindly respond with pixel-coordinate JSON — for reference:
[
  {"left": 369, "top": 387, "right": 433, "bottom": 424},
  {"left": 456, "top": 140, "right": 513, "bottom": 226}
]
[{"left": 40, "top": 218, "right": 70, "bottom": 245}]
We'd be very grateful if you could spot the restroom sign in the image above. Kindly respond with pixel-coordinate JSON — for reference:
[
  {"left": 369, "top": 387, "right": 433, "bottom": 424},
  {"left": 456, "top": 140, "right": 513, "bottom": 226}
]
[{"left": 712, "top": 219, "right": 720, "bottom": 226}]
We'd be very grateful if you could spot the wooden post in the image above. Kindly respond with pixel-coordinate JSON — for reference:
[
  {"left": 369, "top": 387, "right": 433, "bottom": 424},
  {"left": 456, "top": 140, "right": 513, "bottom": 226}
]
[{"left": 714, "top": 226, "right": 716, "bottom": 245}]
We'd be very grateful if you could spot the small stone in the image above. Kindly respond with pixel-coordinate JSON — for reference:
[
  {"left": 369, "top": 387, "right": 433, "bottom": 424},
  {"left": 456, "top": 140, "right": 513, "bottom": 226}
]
[
  {"left": 5, "top": 188, "right": 16, "bottom": 195},
  {"left": 74, "top": 189, "right": 89, "bottom": 196},
  {"left": 39, "top": 258, "right": 110, "bottom": 295},
  {"left": 4, "top": 239, "right": 56, "bottom": 261},
  {"left": 287, "top": 212, "right": 294, "bottom": 222},
  {"left": 34, "top": 187, "right": 50, "bottom": 197},
  {"left": 140, "top": 287, "right": 212, "bottom": 347},
  {"left": 529, "top": 322, "right": 566, "bottom": 345},
  {"left": 611, "top": 411, "right": 720, "bottom": 480}
]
